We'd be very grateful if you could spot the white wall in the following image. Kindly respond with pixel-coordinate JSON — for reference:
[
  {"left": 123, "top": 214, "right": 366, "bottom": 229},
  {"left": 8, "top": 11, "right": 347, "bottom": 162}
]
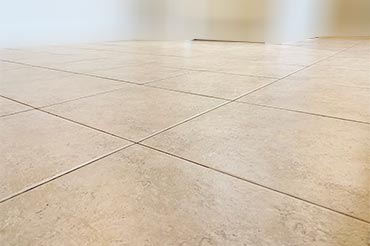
[
  {"left": 130, "top": 0, "right": 331, "bottom": 43},
  {"left": 1, "top": 0, "right": 368, "bottom": 48},
  {"left": 265, "top": 0, "right": 329, "bottom": 43},
  {"left": 0, "top": 0, "right": 136, "bottom": 48}
]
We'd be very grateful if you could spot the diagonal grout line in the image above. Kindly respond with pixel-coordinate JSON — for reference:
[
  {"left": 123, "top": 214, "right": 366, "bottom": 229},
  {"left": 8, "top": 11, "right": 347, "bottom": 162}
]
[
  {"left": 0, "top": 143, "right": 136, "bottom": 204},
  {"left": 1, "top": 42, "right": 359, "bottom": 145},
  {"left": 237, "top": 101, "right": 370, "bottom": 125},
  {"left": 138, "top": 143, "right": 370, "bottom": 225},
  {"left": 36, "top": 86, "right": 135, "bottom": 109},
  {"left": 72, "top": 45, "right": 207, "bottom": 58},
  {"left": 0, "top": 94, "right": 136, "bottom": 144},
  {"left": 0, "top": 109, "right": 34, "bottom": 119},
  {"left": 135, "top": 43, "right": 359, "bottom": 144},
  {"left": 144, "top": 84, "right": 231, "bottom": 101},
  {"left": 160, "top": 66, "right": 280, "bottom": 80},
  {"left": 134, "top": 79, "right": 285, "bottom": 143},
  {"left": 0, "top": 41, "right": 364, "bottom": 210},
  {"left": 140, "top": 70, "right": 193, "bottom": 85},
  {"left": 0, "top": 59, "right": 147, "bottom": 86}
]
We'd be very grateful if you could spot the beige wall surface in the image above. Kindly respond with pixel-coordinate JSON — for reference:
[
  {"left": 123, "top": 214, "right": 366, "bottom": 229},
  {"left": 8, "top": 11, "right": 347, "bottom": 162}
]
[{"left": 328, "top": 0, "right": 370, "bottom": 36}]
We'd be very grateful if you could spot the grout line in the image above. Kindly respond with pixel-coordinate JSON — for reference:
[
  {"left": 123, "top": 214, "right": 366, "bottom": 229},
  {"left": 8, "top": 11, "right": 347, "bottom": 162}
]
[
  {"left": 161, "top": 66, "right": 280, "bottom": 80},
  {"left": 73, "top": 46, "right": 206, "bottom": 58},
  {"left": 138, "top": 143, "right": 370, "bottom": 225},
  {"left": 0, "top": 143, "right": 136, "bottom": 204},
  {"left": 39, "top": 109, "right": 136, "bottom": 143},
  {"left": 36, "top": 86, "right": 134, "bottom": 109},
  {"left": 0, "top": 109, "right": 35, "bottom": 118},
  {"left": 0, "top": 58, "right": 280, "bottom": 82},
  {"left": 0, "top": 40, "right": 365, "bottom": 213},
  {"left": 0, "top": 59, "right": 145, "bottom": 86},
  {"left": 140, "top": 71, "right": 193, "bottom": 85},
  {"left": 135, "top": 43, "right": 357, "bottom": 144},
  {"left": 0, "top": 94, "right": 136, "bottom": 144},
  {"left": 144, "top": 84, "right": 231, "bottom": 101},
  {"left": 237, "top": 101, "right": 370, "bottom": 125},
  {"left": 134, "top": 79, "right": 285, "bottom": 143}
]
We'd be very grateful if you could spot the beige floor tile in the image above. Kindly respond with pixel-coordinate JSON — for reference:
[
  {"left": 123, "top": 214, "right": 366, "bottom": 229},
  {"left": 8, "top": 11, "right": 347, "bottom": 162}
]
[
  {"left": 149, "top": 71, "right": 275, "bottom": 99},
  {"left": 284, "top": 38, "right": 359, "bottom": 51},
  {"left": 156, "top": 55, "right": 227, "bottom": 72},
  {"left": 0, "top": 110, "right": 129, "bottom": 200},
  {"left": 0, "top": 97, "right": 31, "bottom": 117},
  {"left": 18, "top": 54, "right": 94, "bottom": 67},
  {"left": 318, "top": 56, "right": 370, "bottom": 70},
  {"left": 97, "top": 41, "right": 210, "bottom": 57},
  {"left": 88, "top": 62, "right": 188, "bottom": 84},
  {"left": 1, "top": 66, "right": 72, "bottom": 85},
  {"left": 44, "top": 85, "right": 223, "bottom": 141},
  {"left": 216, "top": 60, "right": 304, "bottom": 78},
  {"left": 48, "top": 55, "right": 156, "bottom": 73},
  {"left": 337, "top": 43, "right": 370, "bottom": 58},
  {"left": 0, "top": 49, "right": 47, "bottom": 61},
  {"left": 0, "top": 74, "right": 126, "bottom": 107},
  {"left": 277, "top": 65, "right": 370, "bottom": 88},
  {"left": 98, "top": 43, "right": 206, "bottom": 57},
  {"left": 143, "top": 103, "right": 370, "bottom": 221},
  {"left": 238, "top": 78, "right": 370, "bottom": 123},
  {"left": 225, "top": 46, "right": 336, "bottom": 66},
  {"left": 0, "top": 61, "right": 26, "bottom": 72},
  {"left": 0, "top": 145, "right": 368, "bottom": 246},
  {"left": 158, "top": 56, "right": 304, "bottom": 78}
]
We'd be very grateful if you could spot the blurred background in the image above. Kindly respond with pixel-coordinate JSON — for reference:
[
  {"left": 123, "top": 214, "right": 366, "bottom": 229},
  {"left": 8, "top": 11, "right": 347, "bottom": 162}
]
[{"left": 0, "top": 0, "right": 369, "bottom": 48}]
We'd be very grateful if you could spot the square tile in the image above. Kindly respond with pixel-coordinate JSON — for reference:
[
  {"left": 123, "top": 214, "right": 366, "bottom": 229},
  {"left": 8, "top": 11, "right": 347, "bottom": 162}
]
[
  {"left": 149, "top": 71, "right": 274, "bottom": 99},
  {"left": 0, "top": 145, "right": 367, "bottom": 246},
  {"left": 238, "top": 74, "right": 370, "bottom": 123},
  {"left": 0, "top": 97, "right": 31, "bottom": 117},
  {"left": 0, "top": 74, "right": 126, "bottom": 107},
  {"left": 87, "top": 62, "right": 188, "bottom": 84},
  {"left": 143, "top": 103, "right": 370, "bottom": 221},
  {"left": 0, "top": 110, "right": 130, "bottom": 200},
  {"left": 44, "top": 85, "right": 223, "bottom": 141}
]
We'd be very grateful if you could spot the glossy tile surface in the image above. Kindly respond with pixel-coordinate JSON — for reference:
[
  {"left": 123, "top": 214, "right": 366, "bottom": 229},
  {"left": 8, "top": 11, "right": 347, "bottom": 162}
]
[
  {"left": 144, "top": 103, "right": 370, "bottom": 221},
  {"left": 0, "top": 145, "right": 368, "bottom": 246},
  {"left": 0, "top": 38, "right": 369, "bottom": 245},
  {"left": 149, "top": 71, "right": 275, "bottom": 99},
  {"left": 0, "top": 110, "right": 129, "bottom": 200},
  {"left": 45, "top": 84, "right": 223, "bottom": 141}
]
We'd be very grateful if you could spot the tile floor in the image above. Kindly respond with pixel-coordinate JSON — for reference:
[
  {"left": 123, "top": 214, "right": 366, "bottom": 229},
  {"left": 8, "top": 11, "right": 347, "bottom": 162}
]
[{"left": 0, "top": 37, "right": 369, "bottom": 246}]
